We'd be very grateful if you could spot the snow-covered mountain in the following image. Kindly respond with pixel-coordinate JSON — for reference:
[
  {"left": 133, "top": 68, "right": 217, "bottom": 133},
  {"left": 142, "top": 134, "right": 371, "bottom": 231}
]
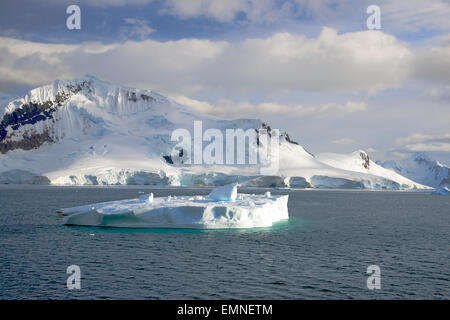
[
  {"left": 0, "top": 76, "right": 427, "bottom": 189},
  {"left": 377, "top": 153, "right": 450, "bottom": 188},
  {"left": 315, "top": 151, "right": 425, "bottom": 188}
]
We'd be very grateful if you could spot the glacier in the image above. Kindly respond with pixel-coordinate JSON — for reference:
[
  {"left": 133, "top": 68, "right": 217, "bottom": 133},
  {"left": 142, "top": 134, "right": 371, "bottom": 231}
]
[
  {"left": 431, "top": 187, "right": 450, "bottom": 195},
  {"left": 0, "top": 76, "right": 430, "bottom": 190},
  {"left": 59, "top": 184, "right": 289, "bottom": 229}
]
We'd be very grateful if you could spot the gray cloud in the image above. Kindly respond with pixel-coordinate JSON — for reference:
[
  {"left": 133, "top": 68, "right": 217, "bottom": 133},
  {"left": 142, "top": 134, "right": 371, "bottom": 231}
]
[
  {"left": 331, "top": 138, "right": 357, "bottom": 145},
  {"left": 0, "top": 28, "right": 427, "bottom": 96},
  {"left": 171, "top": 95, "right": 368, "bottom": 119},
  {"left": 396, "top": 133, "right": 450, "bottom": 152}
]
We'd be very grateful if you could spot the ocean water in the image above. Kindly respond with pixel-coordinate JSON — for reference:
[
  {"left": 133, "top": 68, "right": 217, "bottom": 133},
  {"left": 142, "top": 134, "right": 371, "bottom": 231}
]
[{"left": 0, "top": 185, "right": 448, "bottom": 300}]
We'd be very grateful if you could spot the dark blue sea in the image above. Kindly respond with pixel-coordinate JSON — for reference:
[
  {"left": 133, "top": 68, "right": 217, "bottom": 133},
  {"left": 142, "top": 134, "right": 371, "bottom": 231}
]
[{"left": 0, "top": 185, "right": 448, "bottom": 299}]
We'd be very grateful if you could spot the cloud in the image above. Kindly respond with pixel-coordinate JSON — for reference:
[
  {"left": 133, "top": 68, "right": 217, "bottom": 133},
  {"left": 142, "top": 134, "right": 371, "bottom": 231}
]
[
  {"left": 396, "top": 133, "right": 450, "bottom": 152},
  {"left": 39, "top": 0, "right": 155, "bottom": 7},
  {"left": 0, "top": 27, "right": 424, "bottom": 95},
  {"left": 26, "top": 0, "right": 450, "bottom": 35},
  {"left": 120, "top": 18, "right": 155, "bottom": 40},
  {"left": 160, "top": 0, "right": 450, "bottom": 33},
  {"left": 331, "top": 138, "right": 356, "bottom": 145},
  {"left": 160, "top": 0, "right": 289, "bottom": 23},
  {"left": 382, "top": 0, "right": 450, "bottom": 33},
  {"left": 161, "top": 0, "right": 249, "bottom": 22},
  {"left": 413, "top": 44, "right": 450, "bottom": 84},
  {"left": 422, "top": 86, "right": 450, "bottom": 102},
  {"left": 172, "top": 95, "right": 367, "bottom": 119},
  {"left": 320, "top": 101, "right": 368, "bottom": 113}
]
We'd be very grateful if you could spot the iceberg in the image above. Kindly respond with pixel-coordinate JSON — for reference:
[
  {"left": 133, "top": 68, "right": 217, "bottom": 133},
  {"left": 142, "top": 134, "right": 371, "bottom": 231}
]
[
  {"left": 431, "top": 187, "right": 450, "bottom": 195},
  {"left": 59, "top": 184, "right": 289, "bottom": 229},
  {"left": 207, "top": 183, "right": 238, "bottom": 202},
  {"left": 138, "top": 193, "right": 154, "bottom": 203}
]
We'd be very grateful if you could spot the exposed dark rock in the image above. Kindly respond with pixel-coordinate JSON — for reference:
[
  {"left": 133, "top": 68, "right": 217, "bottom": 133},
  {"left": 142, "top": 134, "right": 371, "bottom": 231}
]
[
  {"left": 360, "top": 152, "right": 370, "bottom": 169},
  {"left": 163, "top": 155, "right": 173, "bottom": 164},
  {"left": 127, "top": 91, "right": 155, "bottom": 103},
  {"left": 0, "top": 129, "right": 54, "bottom": 153},
  {"left": 128, "top": 91, "right": 137, "bottom": 102},
  {"left": 0, "top": 83, "right": 81, "bottom": 153},
  {"left": 66, "top": 80, "right": 93, "bottom": 95},
  {"left": 140, "top": 94, "right": 154, "bottom": 102},
  {"left": 283, "top": 132, "right": 299, "bottom": 145},
  {"left": 258, "top": 122, "right": 313, "bottom": 154},
  {"left": 261, "top": 122, "right": 272, "bottom": 137},
  {"left": 163, "top": 148, "right": 186, "bottom": 164},
  {"left": 0, "top": 100, "right": 57, "bottom": 142}
]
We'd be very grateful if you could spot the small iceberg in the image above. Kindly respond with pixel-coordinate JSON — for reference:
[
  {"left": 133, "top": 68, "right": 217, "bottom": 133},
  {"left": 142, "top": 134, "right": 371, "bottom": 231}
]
[
  {"left": 208, "top": 183, "right": 238, "bottom": 201},
  {"left": 431, "top": 186, "right": 450, "bottom": 195},
  {"left": 59, "top": 184, "right": 289, "bottom": 229}
]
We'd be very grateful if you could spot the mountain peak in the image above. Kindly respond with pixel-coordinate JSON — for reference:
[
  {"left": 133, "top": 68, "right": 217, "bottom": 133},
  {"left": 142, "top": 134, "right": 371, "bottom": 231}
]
[
  {"left": 0, "top": 76, "right": 175, "bottom": 154},
  {"left": 412, "top": 151, "right": 432, "bottom": 162},
  {"left": 52, "top": 75, "right": 108, "bottom": 92},
  {"left": 378, "top": 152, "right": 449, "bottom": 187}
]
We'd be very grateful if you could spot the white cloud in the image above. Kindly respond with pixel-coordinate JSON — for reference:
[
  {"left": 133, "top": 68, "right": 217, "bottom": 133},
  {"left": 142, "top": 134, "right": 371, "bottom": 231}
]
[
  {"left": 32, "top": 0, "right": 450, "bottom": 34},
  {"left": 382, "top": 0, "right": 450, "bottom": 32},
  {"left": 161, "top": 0, "right": 249, "bottom": 22},
  {"left": 210, "top": 28, "right": 412, "bottom": 93},
  {"left": 396, "top": 133, "right": 442, "bottom": 145},
  {"left": 120, "top": 18, "right": 155, "bottom": 40},
  {"left": 422, "top": 86, "right": 450, "bottom": 102},
  {"left": 172, "top": 95, "right": 367, "bottom": 119},
  {"left": 331, "top": 138, "right": 356, "bottom": 145},
  {"left": 160, "top": 0, "right": 450, "bottom": 33},
  {"left": 161, "top": 0, "right": 287, "bottom": 23},
  {"left": 320, "top": 101, "right": 368, "bottom": 114},
  {"left": 404, "top": 143, "right": 450, "bottom": 152},
  {"left": 0, "top": 27, "right": 449, "bottom": 95},
  {"left": 396, "top": 133, "right": 450, "bottom": 152}
]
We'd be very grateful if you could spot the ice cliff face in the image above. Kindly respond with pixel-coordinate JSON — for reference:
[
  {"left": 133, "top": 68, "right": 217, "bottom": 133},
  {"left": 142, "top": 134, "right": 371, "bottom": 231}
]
[
  {"left": 0, "top": 76, "right": 427, "bottom": 189},
  {"left": 0, "top": 76, "right": 172, "bottom": 153},
  {"left": 377, "top": 153, "right": 450, "bottom": 188}
]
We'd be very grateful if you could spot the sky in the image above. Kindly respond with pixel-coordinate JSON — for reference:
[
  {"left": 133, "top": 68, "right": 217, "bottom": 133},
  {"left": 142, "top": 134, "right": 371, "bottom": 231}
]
[{"left": 0, "top": 0, "right": 449, "bottom": 163}]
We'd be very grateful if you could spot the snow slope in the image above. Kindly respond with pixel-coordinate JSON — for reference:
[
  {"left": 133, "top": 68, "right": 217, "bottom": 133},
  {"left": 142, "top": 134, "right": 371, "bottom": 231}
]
[
  {"left": 0, "top": 76, "right": 427, "bottom": 189},
  {"left": 377, "top": 153, "right": 450, "bottom": 188},
  {"left": 315, "top": 151, "right": 424, "bottom": 189}
]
